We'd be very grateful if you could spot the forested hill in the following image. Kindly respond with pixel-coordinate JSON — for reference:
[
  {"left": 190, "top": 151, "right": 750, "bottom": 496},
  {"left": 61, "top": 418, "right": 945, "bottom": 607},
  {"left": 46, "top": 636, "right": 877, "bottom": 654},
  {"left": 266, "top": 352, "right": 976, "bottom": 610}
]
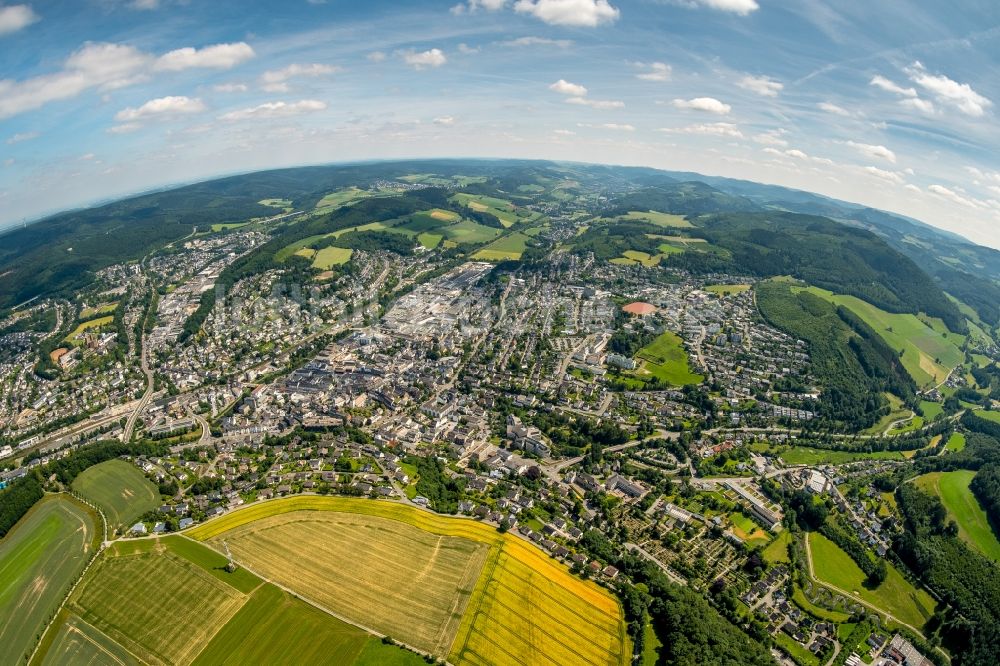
[
  {"left": 672, "top": 212, "right": 966, "bottom": 333},
  {"left": 607, "top": 182, "right": 758, "bottom": 215}
]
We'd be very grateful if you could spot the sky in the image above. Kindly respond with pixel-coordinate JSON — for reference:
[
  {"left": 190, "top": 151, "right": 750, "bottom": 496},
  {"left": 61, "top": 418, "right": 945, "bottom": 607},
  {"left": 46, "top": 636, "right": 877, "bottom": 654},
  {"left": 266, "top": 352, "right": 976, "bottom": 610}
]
[{"left": 0, "top": 0, "right": 999, "bottom": 249}]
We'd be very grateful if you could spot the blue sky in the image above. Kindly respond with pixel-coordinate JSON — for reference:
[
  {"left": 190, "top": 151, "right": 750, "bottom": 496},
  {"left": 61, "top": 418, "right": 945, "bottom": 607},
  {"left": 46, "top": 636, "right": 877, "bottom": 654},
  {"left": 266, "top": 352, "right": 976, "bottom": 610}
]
[{"left": 1, "top": 0, "right": 999, "bottom": 248}]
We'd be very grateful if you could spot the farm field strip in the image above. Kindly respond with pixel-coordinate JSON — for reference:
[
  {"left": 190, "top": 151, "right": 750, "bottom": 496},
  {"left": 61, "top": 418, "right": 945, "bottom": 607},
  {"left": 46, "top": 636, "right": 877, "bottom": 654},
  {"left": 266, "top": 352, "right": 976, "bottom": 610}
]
[
  {"left": 0, "top": 496, "right": 98, "bottom": 664},
  {"left": 41, "top": 614, "right": 140, "bottom": 666}
]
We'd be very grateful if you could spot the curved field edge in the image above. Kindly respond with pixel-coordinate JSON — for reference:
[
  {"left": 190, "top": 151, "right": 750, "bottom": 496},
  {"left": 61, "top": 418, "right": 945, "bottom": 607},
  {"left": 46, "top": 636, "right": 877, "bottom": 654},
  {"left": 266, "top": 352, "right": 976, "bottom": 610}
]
[
  {"left": 0, "top": 494, "right": 100, "bottom": 664},
  {"left": 187, "top": 496, "right": 629, "bottom": 665}
]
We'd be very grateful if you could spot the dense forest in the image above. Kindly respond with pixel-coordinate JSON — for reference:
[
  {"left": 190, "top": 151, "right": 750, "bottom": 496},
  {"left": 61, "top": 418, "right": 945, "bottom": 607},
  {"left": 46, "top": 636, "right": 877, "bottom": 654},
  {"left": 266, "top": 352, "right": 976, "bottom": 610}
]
[
  {"left": 894, "top": 482, "right": 1000, "bottom": 665},
  {"left": 680, "top": 213, "right": 965, "bottom": 333},
  {"left": 756, "top": 280, "right": 916, "bottom": 429},
  {"left": 608, "top": 182, "right": 757, "bottom": 216}
]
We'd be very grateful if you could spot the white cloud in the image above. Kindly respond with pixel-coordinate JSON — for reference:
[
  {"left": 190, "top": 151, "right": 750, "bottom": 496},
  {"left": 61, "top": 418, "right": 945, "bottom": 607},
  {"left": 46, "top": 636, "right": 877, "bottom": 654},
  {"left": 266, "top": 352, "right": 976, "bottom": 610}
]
[
  {"left": 457, "top": 43, "right": 480, "bottom": 54},
  {"left": 566, "top": 96, "right": 624, "bottom": 109},
  {"left": 865, "top": 166, "right": 905, "bottom": 185},
  {"left": 663, "top": 122, "right": 743, "bottom": 138},
  {"left": 0, "top": 42, "right": 152, "bottom": 119},
  {"left": 784, "top": 149, "right": 808, "bottom": 160},
  {"left": 752, "top": 129, "right": 787, "bottom": 146},
  {"left": 513, "top": 0, "right": 619, "bottom": 27},
  {"left": 218, "top": 99, "right": 327, "bottom": 121},
  {"left": 6, "top": 131, "right": 38, "bottom": 144},
  {"left": 905, "top": 61, "right": 992, "bottom": 117},
  {"left": 107, "top": 122, "right": 141, "bottom": 134},
  {"left": 213, "top": 83, "right": 247, "bottom": 93},
  {"left": 130, "top": 0, "right": 159, "bottom": 9},
  {"left": 260, "top": 63, "right": 338, "bottom": 92},
  {"left": 115, "top": 96, "right": 206, "bottom": 122},
  {"left": 402, "top": 48, "right": 447, "bottom": 69},
  {"left": 0, "top": 4, "right": 38, "bottom": 35},
  {"left": 690, "top": 0, "right": 758, "bottom": 14},
  {"left": 899, "top": 97, "right": 935, "bottom": 114},
  {"left": 549, "top": 79, "right": 587, "bottom": 96},
  {"left": 818, "top": 102, "right": 852, "bottom": 117},
  {"left": 869, "top": 75, "right": 916, "bottom": 97},
  {"left": 367, "top": 51, "right": 386, "bottom": 63},
  {"left": 499, "top": 36, "right": 573, "bottom": 48},
  {"left": 579, "top": 122, "right": 634, "bottom": 131},
  {"left": 451, "top": 0, "right": 506, "bottom": 13},
  {"left": 154, "top": 42, "right": 254, "bottom": 71},
  {"left": 433, "top": 115, "right": 456, "bottom": 126},
  {"left": 553, "top": 129, "right": 575, "bottom": 136},
  {"left": 738, "top": 74, "right": 782, "bottom": 97},
  {"left": 635, "top": 62, "right": 671, "bottom": 82},
  {"left": 928, "top": 184, "right": 978, "bottom": 207},
  {"left": 672, "top": 97, "right": 731, "bottom": 114},
  {"left": 846, "top": 141, "right": 896, "bottom": 164}
]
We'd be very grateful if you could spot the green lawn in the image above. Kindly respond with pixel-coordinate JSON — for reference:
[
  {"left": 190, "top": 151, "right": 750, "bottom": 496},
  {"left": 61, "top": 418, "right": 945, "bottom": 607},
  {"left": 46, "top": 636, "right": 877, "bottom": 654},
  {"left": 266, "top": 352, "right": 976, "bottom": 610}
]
[
  {"left": 441, "top": 218, "right": 502, "bottom": 244},
  {"left": 762, "top": 530, "right": 792, "bottom": 564},
  {"left": 71, "top": 459, "right": 159, "bottom": 533},
  {"left": 776, "top": 447, "right": 906, "bottom": 465},
  {"left": 774, "top": 631, "right": 819, "bottom": 666},
  {"left": 0, "top": 496, "right": 98, "bottom": 663},
  {"left": 794, "top": 286, "right": 964, "bottom": 387},
  {"left": 946, "top": 432, "right": 966, "bottom": 452},
  {"left": 919, "top": 400, "right": 944, "bottom": 421},
  {"left": 635, "top": 331, "right": 703, "bottom": 386},
  {"left": 640, "top": 618, "right": 663, "bottom": 666},
  {"left": 915, "top": 471, "right": 1000, "bottom": 562},
  {"left": 313, "top": 246, "right": 353, "bottom": 269},
  {"left": 417, "top": 232, "right": 443, "bottom": 249},
  {"left": 975, "top": 410, "right": 1000, "bottom": 424},
  {"left": 807, "top": 531, "right": 934, "bottom": 629}
]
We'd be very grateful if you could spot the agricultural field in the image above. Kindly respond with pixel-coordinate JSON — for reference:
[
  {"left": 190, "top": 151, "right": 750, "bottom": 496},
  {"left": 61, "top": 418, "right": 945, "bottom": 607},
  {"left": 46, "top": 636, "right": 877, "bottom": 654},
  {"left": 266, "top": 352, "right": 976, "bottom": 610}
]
[
  {"left": 192, "top": 584, "right": 422, "bottom": 666},
  {"left": 919, "top": 400, "right": 944, "bottom": 421},
  {"left": 914, "top": 471, "right": 1000, "bottom": 561},
  {"left": 610, "top": 250, "right": 661, "bottom": 267},
  {"left": 621, "top": 210, "right": 693, "bottom": 228},
  {"left": 312, "top": 246, "right": 353, "bottom": 269},
  {"left": 705, "top": 284, "right": 750, "bottom": 296},
  {"left": 314, "top": 187, "right": 375, "bottom": 212},
  {"left": 0, "top": 496, "right": 98, "bottom": 664},
  {"left": 63, "top": 316, "right": 113, "bottom": 346},
  {"left": 417, "top": 232, "right": 443, "bottom": 249},
  {"left": 472, "top": 233, "right": 530, "bottom": 261},
  {"left": 442, "top": 219, "right": 502, "bottom": 245},
  {"left": 451, "top": 193, "right": 519, "bottom": 226},
  {"left": 188, "top": 497, "right": 627, "bottom": 665},
  {"left": 41, "top": 614, "right": 140, "bottom": 666},
  {"left": 259, "top": 198, "right": 293, "bottom": 209},
  {"left": 794, "top": 286, "right": 964, "bottom": 386},
  {"left": 210, "top": 222, "right": 250, "bottom": 232},
  {"left": 975, "top": 410, "right": 1000, "bottom": 424},
  {"left": 204, "top": 510, "right": 489, "bottom": 655},
  {"left": 634, "top": 331, "right": 703, "bottom": 385},
  {"left": 71, "top": 459, "right": 159, "bottom": 533},
  {"left": 807, "top": 532, "right": 934, "bottom": 629},
  {"left": 67, "top": 541, "right": 247, "bottom": 664}
]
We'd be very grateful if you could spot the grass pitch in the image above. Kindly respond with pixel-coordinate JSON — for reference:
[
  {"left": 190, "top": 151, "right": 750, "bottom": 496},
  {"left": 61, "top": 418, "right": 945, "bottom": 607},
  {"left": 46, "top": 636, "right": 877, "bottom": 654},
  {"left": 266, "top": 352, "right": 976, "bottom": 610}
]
[
  {"left": 635, "top": 331, "right": 703, "bottom": 386},
  {"left": 71, "top": 459, "right": 159, "bottom": 533},
  {"left": 189, "top": 497, "right": 627, "bottom": 665},
  {"left": 807, "top": 531, "right": 934, "bottom": 629},
  {"left": 915, "top": 470, "right": 1000, "bottom": 562},
  {"left": 0, "top": 496, "right": 98, "bottom": 664},
  {"left": 69, "top": 546, "right": 247, "bottom": 665}
]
